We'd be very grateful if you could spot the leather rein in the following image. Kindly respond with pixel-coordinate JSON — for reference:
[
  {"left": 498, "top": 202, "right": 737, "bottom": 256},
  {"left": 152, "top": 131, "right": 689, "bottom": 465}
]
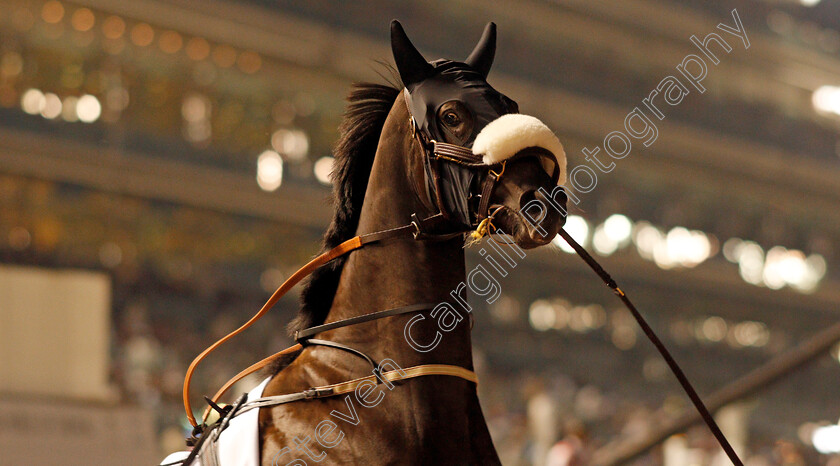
[
  {"left": 180, "top": 110, "right": 527, "bottom": 434},
  {"left": 178, "top": 107, "right": 743, "bottom": 464}
]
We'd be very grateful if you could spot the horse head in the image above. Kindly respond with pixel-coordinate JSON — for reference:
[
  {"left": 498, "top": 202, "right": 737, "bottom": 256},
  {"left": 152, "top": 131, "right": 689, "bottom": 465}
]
[{"left": 391, "top": 20, "right": 567, "bottom": 249}]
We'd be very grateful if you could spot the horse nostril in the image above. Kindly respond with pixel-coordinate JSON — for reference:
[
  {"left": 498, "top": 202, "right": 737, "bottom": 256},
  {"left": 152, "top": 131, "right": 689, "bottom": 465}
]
[{"left": 519, "top": 189, "right": 538, "bottom": 210}]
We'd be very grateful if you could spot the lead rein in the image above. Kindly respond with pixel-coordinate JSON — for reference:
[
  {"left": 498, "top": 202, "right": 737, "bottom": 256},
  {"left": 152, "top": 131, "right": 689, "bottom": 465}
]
[{"left": 556, "top": 228, "right": 743, "bottom": 466}]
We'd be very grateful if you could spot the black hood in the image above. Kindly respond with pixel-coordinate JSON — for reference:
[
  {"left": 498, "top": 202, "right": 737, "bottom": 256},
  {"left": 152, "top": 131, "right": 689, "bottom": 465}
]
[
  {"left": 391, "top": 21, "right": 517, "bottom": 228},
  {"left": 405, "top": 59, "right": 518, "bottom": 147}
]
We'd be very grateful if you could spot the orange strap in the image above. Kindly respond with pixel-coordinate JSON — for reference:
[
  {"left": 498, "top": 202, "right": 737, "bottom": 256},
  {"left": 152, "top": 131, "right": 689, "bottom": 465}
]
[
  {"left": 233, "top": 364, "right": 479, "bottom": 414},
  {"left": 327, "top": 363, "right": 478, "bottom": 394},
  {"left": 183, "top": 236, "right": 362, "bottom": 427},
  {"left": 200, "top": 343, "right": 302, "bottom": 424}
]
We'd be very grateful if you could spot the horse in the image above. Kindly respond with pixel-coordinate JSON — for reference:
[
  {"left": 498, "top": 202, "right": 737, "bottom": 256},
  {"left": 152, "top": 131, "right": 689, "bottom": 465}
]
[{"left": 251, "top": 21, "right": 568, "bottom": 465}]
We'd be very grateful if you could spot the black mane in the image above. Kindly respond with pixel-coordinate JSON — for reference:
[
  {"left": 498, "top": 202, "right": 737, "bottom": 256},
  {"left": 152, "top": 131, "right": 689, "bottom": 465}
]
[{"left": 269, "top": 82, "right": 400, "bottom": 374}]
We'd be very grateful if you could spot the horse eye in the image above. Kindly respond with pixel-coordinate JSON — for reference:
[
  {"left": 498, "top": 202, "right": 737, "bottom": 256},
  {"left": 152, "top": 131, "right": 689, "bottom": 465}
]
[{"left": 442, "top": 111, "right": 461, "bottom": 126}]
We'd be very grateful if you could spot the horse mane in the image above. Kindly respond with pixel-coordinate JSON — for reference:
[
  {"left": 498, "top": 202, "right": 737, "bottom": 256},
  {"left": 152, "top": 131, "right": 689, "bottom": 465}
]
[{"left": 268, "top": 80, "right": 401, "bottom": 374}]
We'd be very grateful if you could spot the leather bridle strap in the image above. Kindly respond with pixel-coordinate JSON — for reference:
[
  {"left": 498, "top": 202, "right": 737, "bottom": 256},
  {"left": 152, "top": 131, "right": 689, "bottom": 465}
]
[
  {"left": 293, "top": 303, "right": 439, "bottom": 378},
  {"left": 183, "top": 235, "right": 361, "bottom": 426},
  {"left": 235, "top": 364, "right": 478, "bottom": 416},
  {"left": 476, "top": 161, "right": 505, "bottom": 222},
  {"left": 558, "top": 229, "right": 744, "bottom": 465},
  {"left": 431, "top": 140, "right": 484, "bottom": 165},
  {"left": 199, "top": 302, "right": 438, "bottom": 423},
  {"left": 199, "top": 343, "right": 304, "bottom": 425},
  {"left": 172, "top": 365, "right": 478, "bottom": 465},
  {"left": 295, "top": 302, "right": 435, "bottom": 340},
  {"left": 426, "top": 138, "right": 563, "bottom": 227},
  {"left": 184, "top": 213, "right": 454, "bottom": 427}
]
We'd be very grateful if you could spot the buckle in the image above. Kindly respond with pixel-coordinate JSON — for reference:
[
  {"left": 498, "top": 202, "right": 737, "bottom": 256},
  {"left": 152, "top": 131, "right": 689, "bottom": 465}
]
[
  {"left": 410, "top": 213, "right": 423, "bottom": 240},
  {"left": 488, "top": 160, "right": 507, "bottom": 179},
  {"left": 186, "top": 424, "right": 206, "bottom": 447},
  {"left": 303, "top": 387, "right": 333, "bottom": 400}
]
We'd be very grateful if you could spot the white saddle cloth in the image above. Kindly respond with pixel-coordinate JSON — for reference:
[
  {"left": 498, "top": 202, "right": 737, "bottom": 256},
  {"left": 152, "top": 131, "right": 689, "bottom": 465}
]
[{"left": 160, "top": 378, "right": 270, "bottom": 466}]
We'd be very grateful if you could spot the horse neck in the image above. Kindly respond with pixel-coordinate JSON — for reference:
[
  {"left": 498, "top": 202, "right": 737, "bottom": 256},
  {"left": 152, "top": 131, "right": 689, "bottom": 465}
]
[{"left": 324, "top": 105, "right": 475, "bottom": 369}]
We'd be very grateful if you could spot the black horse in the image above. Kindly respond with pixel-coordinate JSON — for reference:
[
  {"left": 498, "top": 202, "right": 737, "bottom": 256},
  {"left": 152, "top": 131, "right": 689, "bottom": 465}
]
[{"left": 257, "top": 21, "right": 567, "bottom": 465}]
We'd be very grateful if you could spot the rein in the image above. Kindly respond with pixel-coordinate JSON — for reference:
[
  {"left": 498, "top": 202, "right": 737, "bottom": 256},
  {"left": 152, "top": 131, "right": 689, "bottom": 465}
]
[
  {"left": 183, "top": 225, "right": 743, "bottom": 466},
  {"left": 179, "top": 106, "right": 741, "bottom": 465},
  {"left": 558, "top": 230, "right": 743, "bottom": 465},
  {"left": 181, "top": 212, "right": 466, "bottom": 428},
  {"left": 181, "top": 113, "right": 505, "bottom": 430}
]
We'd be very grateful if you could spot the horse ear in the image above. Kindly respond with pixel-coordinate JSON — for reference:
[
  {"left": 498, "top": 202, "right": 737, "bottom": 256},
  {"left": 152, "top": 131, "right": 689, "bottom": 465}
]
[
  {"left": 465, "top": 22, "right": 496, "bottom": 78},
  {"left": 391, "top": 20, "right": 434, "bottom": 87}
]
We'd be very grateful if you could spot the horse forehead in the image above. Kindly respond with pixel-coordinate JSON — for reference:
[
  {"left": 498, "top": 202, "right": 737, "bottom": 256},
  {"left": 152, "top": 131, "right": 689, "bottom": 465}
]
[{"left": 415, "top": 77, "right": 511, "bottom": 115}]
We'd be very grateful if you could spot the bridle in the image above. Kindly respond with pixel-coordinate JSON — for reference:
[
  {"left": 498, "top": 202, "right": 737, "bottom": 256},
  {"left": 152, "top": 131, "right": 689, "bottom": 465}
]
[
  {"left": 175, "top": 89, "right": 556, "bottom": 462},
  {"left": 403, "top": 88, "right": 562, "bottom": 238},
  {"left": 177, "top": 92, "right": 743, "bottom": 466}
]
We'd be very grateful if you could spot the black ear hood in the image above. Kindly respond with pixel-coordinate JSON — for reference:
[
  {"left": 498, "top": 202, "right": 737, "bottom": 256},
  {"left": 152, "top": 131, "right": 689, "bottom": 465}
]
[
  {"left": 390, "top": 20, "right": 495, "bottom": 83},
  {"left": 390, "top": 20, "right": 519, "bottom": 229},
  {"left": 390, "top": 20, "right": 516, "bottom": 145},
  {"left": 390, "top": 21, "right": 435, "bottom": 87},
  {"left": 465, "top": 22, "right": 496, "bottom": 78}
]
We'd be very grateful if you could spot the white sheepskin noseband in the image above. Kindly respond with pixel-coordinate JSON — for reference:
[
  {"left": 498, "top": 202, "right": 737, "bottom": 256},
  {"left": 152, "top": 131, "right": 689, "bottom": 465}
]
[{"left": 472, "top": 114, "right": 566, "bottom": 184}]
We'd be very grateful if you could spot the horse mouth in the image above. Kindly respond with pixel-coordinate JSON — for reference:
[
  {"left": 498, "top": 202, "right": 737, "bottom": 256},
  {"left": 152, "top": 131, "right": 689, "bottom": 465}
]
[{"left": 487, "top": 204, "right": 561, "bottom": 249}]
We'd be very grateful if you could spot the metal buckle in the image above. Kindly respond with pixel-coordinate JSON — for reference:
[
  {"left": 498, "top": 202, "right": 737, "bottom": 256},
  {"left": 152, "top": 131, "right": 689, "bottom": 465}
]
[
  {"left": 488, "top": 160, "right": 507, "bottom": 179},
  {"left": 186, "top": 424, "right": 205, "bottom": 447},
  {"left": 410, "top": 213, "right": 423, "bottom": 240},
  {"left": 303, "top": 387, "right": 333, "bottom": 400}
]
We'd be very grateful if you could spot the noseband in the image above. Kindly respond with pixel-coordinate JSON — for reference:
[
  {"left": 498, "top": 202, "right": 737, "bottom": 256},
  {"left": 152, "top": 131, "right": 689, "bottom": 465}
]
[
  {"left": 178, "top": 87, "right": 567, "bottom": 463},
  {"left": 175, "top": 18, "right": 743, "bottom": 463},
  {"left": 403, "top": 90, "right": 562, "bottom": 237},
  {"left": 180, "top": 91, "right": 560, "bottom": 438}
]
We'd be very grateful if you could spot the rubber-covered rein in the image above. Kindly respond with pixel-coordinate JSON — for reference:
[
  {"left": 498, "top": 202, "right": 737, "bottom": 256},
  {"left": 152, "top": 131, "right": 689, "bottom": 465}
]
[
  {"left": 181, "top": 237, "right": 360, "bottom": 427},
  {"left": 182, "top": 215, "right": 450, "bottom": 427},
  {"left": 557, "top": 229, "right": 743, "bottom": 465}
]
